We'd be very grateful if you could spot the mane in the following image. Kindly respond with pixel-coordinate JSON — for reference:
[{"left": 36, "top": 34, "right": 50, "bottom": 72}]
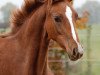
[{"left": 10, "top": 0, "right": 43, "bottom": 34}]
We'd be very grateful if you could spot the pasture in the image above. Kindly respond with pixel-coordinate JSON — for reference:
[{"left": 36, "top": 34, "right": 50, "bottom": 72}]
[{"left": 78, "top": 25, "right": 100, "bottom": 75}]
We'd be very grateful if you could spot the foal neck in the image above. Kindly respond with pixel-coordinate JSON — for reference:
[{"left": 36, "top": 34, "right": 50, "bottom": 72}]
[
  {"left": 16, "top": 4, "right": 50, "bottom": 75},
  {"left": 17, "top": 3, "right": 47, "bottom": 45}
]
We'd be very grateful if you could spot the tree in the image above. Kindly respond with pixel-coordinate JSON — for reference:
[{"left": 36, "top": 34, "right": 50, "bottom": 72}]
[
  {"left": 0, "top": 2, "right": 16, "bottom": 23},
  {"left": 76, "top": 1, "right": 100, "bottom": 25},
  {"left": 76, "top": 11, "right": 89, "bottom": 29}
]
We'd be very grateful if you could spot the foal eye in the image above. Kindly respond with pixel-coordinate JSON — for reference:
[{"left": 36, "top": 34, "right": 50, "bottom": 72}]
[{"left": 54, "top": 16, "right": 62, "bottom": 23}]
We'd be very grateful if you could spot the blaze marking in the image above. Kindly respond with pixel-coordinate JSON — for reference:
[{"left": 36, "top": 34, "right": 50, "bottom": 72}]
[{"left": 65, "top": 6, "right": 83, "bottom": 53}]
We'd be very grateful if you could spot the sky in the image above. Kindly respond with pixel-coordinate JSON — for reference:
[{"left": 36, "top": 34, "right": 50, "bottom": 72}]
[
  {"left": 0, "top": 0, "right": 23, "bottom": 8},
  {"left": 74, "top": 0, "right": 100, "bottom": 8},
  {"left": 0, "top": 0, "right": 100, "bottom": 8}
]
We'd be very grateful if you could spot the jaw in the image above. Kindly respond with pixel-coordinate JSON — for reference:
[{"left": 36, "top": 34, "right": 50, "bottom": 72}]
[
  {"left": 68, "top": 49, "right": 83, "bottom": 61},
  {"left": 68, "top": 55, "right": 82, "bottom": 61},
  {"left": 54, "top": 36, "right": 83, "bottom": 61},
  {"left": 56, "top": 42, "right": 83, "bottom": 61}
]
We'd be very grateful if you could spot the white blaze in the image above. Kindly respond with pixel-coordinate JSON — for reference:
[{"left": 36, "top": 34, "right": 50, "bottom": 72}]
[{"left": 65, "top": 6, "right": 83, "bottom": 54}]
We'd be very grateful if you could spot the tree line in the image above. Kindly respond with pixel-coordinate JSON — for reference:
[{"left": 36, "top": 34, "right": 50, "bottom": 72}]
[
  {"left": 76, "top": 1, "right": 100, "bottom": 25},
  {"left": 0, "top": 1, "right": 100, "bottom": 28}
]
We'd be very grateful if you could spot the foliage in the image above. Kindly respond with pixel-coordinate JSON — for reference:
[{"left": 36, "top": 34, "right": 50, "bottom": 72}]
[
  {"left": 76, "top": 1, "right": 100, "bottom": 24},
  {"left": 48, "top": 41, "right": 67, "bottom": 75},
  {"left": 76, "top": 11, "right": 89, "bottom": 30},
  {"left": 0, "top": 2, "right": 16, "bottom": 23}
]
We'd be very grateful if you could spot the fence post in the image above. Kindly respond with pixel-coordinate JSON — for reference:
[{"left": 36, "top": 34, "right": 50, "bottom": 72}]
[{"left": 86, "top": 25, "right": 92, "bottom": 75}]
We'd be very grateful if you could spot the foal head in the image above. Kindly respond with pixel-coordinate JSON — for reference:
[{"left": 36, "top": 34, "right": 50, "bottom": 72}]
[{"left": 43, "top": 0, "right": 84, "bottom": 61}]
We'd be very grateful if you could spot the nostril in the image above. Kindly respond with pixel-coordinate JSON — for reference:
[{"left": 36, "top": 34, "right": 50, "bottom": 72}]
[
  {"left": 80, "top": 54, "right": 83, "bottom": 57},
  {"left": 78, "top": 53, "right": 83, "bottom": 59},
  {"left": 73, "top": 48, "right": 78, "bottom": 56}
]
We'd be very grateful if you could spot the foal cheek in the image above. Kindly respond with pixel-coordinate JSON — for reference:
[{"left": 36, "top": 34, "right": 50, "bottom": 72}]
[{"left": 45, "top": 22, "right": 57, "bottom": 39}]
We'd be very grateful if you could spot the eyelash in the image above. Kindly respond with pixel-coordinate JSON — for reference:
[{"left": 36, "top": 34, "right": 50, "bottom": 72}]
[{"left": 54, "top": 16, "right": 62, "bottom": 22}]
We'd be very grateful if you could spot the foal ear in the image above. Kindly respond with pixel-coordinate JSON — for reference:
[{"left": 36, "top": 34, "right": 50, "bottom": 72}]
[
  {"left": 67, "top": 0, "right": 73, "bottom": 2},
  {"left": 38, "top": 0, "right": 47, "bottom": 3},
  {"left": 51, "top": 0, "right": 64, "bottom": 4},
  {"left": 53, "top": 0, "right": 63, "bottom": 2},
  {"left": 52, "top": 0, "right": 73, "bottom": 3},
  {"left": 47, "top": 0, "right": 63, "bottom": 9},
  {"left": 67, "top": 0, "right": 73, "bottom": 5}
]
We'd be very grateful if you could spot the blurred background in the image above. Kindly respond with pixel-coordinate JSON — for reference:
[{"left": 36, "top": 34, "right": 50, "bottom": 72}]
[{"left": 0, "top": 0, "right": 100, "bottom": 75}]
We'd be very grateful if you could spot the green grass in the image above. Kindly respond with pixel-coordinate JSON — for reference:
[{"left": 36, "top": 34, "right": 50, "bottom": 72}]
[{"left": 78, "top": 25, "right": 100, "bottom": 75}]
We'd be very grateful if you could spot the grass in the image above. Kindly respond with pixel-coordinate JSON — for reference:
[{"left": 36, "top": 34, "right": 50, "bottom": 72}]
[
  {"left": 78, "top": 25, "right": 100, "bottom": 59},
  {"left": 78, "top": 25, "right": 100, "bottom": 75}
]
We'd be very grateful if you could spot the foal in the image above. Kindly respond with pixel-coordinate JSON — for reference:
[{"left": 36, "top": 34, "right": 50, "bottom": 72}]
[{"left": 0, "top": 0, "right": 83, "bottom": 75}]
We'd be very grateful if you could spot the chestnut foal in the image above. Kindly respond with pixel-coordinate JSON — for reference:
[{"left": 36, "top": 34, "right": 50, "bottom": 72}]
[{"left": 0, "top": 0, "right": 83, "bottom": 75}]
